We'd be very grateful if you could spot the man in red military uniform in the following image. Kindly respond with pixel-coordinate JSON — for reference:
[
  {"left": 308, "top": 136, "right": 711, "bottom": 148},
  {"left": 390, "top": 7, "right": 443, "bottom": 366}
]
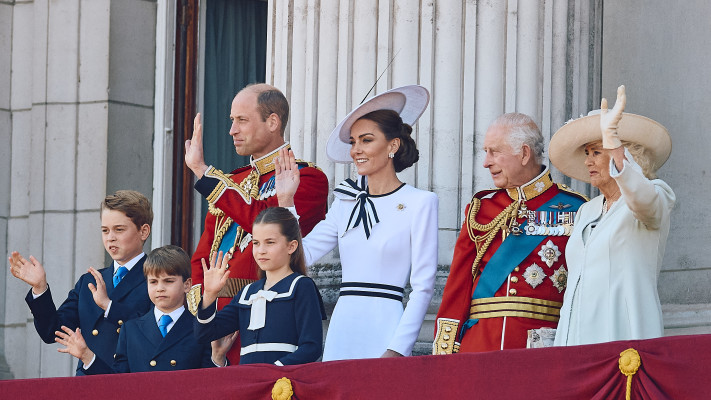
[
  {"left": 185, "top": 84, "right": 328, "bottom": 362},
  {"left": 434, "top": 113, "right": 586, "bottom": 354}
]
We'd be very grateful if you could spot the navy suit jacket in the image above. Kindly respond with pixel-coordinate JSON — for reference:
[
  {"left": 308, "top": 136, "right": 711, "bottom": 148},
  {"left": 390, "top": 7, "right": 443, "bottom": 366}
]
[
  {"left": 85, "top": 307, "right": 214, "bottom": 374},
  {"left": 25, "top": 255, "right": 152, "bottom": 375}
]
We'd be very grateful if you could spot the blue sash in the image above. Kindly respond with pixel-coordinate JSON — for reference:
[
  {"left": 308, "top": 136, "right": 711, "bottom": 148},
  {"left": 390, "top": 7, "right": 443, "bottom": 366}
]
[{"left": 460, "top": 191, "right": 585, "bottom": 338}]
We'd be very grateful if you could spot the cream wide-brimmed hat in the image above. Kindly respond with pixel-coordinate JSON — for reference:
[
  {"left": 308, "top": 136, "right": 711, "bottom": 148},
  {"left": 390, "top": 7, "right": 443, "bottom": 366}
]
[
  {"left": 326, "top": 85, "right": 430, "bottom": 163},
  {"left": 549, "top": 111, "right": 672, "bottom": 183}
]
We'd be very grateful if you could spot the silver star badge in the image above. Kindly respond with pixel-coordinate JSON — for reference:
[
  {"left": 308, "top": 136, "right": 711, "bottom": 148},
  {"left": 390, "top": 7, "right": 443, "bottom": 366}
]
[
  {"left": 550, "top": 265, "right": 568, "bottom": 293},
  {"left": 523, "top": 263, "right": 546, "bottom": 289},
  {"left": 538, "top": 240, "right": 561, "bottom": 267}
]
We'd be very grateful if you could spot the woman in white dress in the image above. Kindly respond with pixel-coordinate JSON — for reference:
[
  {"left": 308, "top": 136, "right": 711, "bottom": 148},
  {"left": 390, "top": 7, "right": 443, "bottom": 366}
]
[
  {"left": 275, "top": 85, "right": 438, "bottom": 360},
  {"left": 549, "top": 85, "right": 675, "bottom": 346}
]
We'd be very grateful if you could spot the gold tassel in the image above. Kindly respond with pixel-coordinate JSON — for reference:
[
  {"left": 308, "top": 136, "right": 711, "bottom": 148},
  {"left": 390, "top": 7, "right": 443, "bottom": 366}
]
[
  {"left": 618, "top": 348, "right": 641, "bottom": 400},
  {"left": 272, "top": 377, "right": 293, "bottom": 400}
]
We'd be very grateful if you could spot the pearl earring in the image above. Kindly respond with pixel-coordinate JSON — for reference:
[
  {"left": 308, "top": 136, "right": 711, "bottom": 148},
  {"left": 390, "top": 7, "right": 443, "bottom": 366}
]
[{"left": 388, "top": 152, "right": 395, "bottom": 159}]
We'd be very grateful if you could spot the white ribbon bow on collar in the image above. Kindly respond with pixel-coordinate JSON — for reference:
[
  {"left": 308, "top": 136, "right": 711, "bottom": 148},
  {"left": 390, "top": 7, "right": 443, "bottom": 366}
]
[{"left": 246, "top": 289, "right": 278, "bottom": 330}]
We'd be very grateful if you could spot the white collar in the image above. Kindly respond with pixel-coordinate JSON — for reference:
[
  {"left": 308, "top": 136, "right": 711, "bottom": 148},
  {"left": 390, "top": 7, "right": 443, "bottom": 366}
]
[
  {"left": 153, "top": 305, "right": 185, "bottom": 326},
  {"left": 113, "top": 252, "right": 145, "bottom": 273}
]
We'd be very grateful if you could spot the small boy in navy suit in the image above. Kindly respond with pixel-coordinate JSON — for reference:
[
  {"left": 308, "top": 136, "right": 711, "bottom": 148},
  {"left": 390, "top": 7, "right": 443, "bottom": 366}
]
[
  {"left": 55, "top": 245, "right": 236, "bottom": 373},
  {"left": 9, "top": 190, "right": 154, "bottom": 375}
]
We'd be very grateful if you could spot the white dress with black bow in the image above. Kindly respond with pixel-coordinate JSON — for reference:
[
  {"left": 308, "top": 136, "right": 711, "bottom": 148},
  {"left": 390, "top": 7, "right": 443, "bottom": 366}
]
[{"left": 302, "top": 178, "right": 438, "bottom": 360}]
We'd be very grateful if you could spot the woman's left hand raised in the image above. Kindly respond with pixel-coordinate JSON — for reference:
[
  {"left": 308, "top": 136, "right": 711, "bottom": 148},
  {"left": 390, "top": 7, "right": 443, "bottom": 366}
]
[
  {"left": 274, "top": 147, "right": 300, "bottom": 207},
  {"left": 600, "top": 85, "right": 626, "bottom": 149}
]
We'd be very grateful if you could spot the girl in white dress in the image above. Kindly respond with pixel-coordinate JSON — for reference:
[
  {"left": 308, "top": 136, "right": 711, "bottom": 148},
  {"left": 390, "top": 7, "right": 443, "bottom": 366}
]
[{"left": 275, "top": 85, "right": 438, "bottom": 360}]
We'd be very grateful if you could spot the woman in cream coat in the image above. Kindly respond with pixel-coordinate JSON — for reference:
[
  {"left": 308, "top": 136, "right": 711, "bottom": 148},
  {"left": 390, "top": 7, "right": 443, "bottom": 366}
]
[{"left": 549, "top": 85, "right": 675, "bottom": 346}]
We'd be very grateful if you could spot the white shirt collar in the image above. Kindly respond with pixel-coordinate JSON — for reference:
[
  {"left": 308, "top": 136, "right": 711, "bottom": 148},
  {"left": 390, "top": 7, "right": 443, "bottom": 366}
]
[
  {"left": 113, "top": 252, "right": 145, "bottom": 273},
  {"left": 153, "top": 305, "right": 185, "bottom": 333}
]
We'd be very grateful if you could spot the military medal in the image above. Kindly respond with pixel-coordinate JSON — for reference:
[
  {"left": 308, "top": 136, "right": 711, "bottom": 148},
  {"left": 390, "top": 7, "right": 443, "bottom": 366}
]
[
  {"left": 538, "top": 240, "right": 561, "bottom": 267},
  {"left": 523, "top": 263, "right": 546, "bottom": 288},
  {"left": 550, "top": 265, "right": 568, "bottom": 293}
]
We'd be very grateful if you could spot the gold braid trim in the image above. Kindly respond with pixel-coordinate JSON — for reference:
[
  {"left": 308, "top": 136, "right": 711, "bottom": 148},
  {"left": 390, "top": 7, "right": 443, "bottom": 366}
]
[{"left": 466, "top": 198, "right": 520, "bottom": 277}]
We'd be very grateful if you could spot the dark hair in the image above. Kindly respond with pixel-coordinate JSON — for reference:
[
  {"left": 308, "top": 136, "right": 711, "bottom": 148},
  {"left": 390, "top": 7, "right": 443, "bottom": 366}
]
[
  {"left": 358, "top": 109, "right": 419, "bottom": 172},
  {"left": 252, "top": 207, "right": 307, "bottom": 279},
  {"left": 143, "top": 245, "right": 191, "bottom": 282},
  {"left": 244, "top": 83, "right": 290, "bottom": 136},
  {"left": 100, "top": 190, "right": 153, "bottom": 231}
]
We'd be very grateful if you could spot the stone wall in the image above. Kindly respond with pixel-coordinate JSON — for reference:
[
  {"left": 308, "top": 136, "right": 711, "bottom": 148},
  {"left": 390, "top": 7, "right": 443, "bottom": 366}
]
[{"left": 0, "top": 0, "right": 156, "bottom": 378}]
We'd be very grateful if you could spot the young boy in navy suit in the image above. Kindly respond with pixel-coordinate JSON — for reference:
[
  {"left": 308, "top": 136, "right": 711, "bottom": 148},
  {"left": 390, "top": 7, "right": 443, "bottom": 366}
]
[
  {"left": 9, "top": 190, "right": 154, "bottom": 375},
  {"left": 55, "top": 245, "right": 235, "bottom": 373}
]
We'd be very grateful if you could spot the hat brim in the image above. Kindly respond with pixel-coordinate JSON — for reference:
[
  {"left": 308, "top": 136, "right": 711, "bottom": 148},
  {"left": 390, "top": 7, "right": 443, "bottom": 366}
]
[
  {"left": 326, "top": 85, "right": 430, "bottom": 163},
  {"left": 549, "top": 112, "right": 671, "bottom": 183}
]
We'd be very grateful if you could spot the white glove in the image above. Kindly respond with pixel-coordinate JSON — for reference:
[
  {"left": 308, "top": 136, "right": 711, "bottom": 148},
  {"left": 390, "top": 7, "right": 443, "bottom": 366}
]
[{"left": 600, "top": 85, "right": 626, "bottom": 149}]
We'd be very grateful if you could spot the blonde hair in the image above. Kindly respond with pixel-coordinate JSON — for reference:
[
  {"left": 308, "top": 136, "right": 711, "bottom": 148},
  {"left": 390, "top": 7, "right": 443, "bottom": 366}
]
[{"left": 622, "top": 141, "right": 656, "bottom": 179}]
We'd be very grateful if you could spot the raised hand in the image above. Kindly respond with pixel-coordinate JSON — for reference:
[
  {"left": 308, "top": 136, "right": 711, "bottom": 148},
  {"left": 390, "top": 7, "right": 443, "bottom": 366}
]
[
  {"left": 9, "top": 251, "right": 48, "bottom": 294},
  {"left": 87, "top": 267, "right": 110, "bottom": 310},
  {"left": 201, "top": 251, "right": 231, "bottom": 307},
  {"left": 211, "top": 330, "right": 239, "bottom": 367},
  {"left": 600, "top": 85, "right": 626, "bottom": 149},
  {"left": 55, "top": 326, "right": 95, "bottom": 365},
  {"left": 274, "top": 147, "right": 300, "bottom": 207},
  {"left": 185, "top": 113, "right": 209, "bottom": 178}
]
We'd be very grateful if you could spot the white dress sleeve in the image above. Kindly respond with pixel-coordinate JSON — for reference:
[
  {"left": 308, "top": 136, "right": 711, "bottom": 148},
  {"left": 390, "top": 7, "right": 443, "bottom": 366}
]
[
  {"left": 386, "top": 191, "right": 439, "bottom": 356},
  {"left": 301, "top": 198, "right": 341, "bottom": 266},
  {"left": 609, "top": 148, "right": 675, "bottom": 230}
]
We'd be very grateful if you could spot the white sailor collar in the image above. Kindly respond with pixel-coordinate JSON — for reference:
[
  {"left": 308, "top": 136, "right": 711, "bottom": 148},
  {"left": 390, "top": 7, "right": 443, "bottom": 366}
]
[{"left": 237, "top": 273, "right": 305, "bottom": 306}]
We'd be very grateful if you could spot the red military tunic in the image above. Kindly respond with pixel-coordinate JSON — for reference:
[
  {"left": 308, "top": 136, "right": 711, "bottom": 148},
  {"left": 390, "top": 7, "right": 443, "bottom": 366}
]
[
  {"left": 434, "top": 168, "right": 586, "bottom": 353},
  {"left": 190, "top": 144, "right": 329, "bottom": 362}
]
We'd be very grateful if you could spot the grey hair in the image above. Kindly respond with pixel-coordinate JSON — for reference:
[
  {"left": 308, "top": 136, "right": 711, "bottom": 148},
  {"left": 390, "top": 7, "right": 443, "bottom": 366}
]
[{"left": 490, "top": 113, "right": 544, "bottom": 164}]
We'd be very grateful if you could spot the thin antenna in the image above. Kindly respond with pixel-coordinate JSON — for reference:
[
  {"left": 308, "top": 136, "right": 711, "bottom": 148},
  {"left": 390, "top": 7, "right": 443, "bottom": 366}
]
[{"left": 359, "top": 48, "right": 402, "bottom": 104}]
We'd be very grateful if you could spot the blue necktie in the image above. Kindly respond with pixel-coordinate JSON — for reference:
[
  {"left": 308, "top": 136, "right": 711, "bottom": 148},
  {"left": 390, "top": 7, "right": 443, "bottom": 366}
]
[
  {"left": 113, "top": 266, "right": 128, "bottom": 287},
  {"left": 158, "top": 314, "right": 172, "bottom": 337}
]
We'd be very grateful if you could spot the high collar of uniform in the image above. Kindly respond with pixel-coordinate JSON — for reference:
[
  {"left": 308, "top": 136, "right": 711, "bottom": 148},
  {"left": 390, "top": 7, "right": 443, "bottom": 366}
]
[
  {"left": 505, "top": 166, "right": 554, "bottom": 201},
  {"left": 250, "top": 142, "right": 290, "bottom": 175}
]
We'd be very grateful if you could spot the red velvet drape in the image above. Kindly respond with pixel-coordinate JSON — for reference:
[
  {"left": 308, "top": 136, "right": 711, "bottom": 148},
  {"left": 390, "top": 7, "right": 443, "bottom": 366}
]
[{"left": 2, "top": 334, "right": 709, "bottom": 399}]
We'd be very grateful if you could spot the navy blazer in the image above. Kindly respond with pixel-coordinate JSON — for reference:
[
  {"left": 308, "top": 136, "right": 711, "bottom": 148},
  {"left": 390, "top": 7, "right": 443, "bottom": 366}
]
[
  {"left": 25, "top": 256, "right": 152, "bottom": 375},
  {"left": 85, "top": 307, "right": 214, "bottom": 374}
]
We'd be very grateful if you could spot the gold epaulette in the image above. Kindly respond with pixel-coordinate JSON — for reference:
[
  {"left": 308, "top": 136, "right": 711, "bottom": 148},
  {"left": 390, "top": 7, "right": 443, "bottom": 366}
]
[
  {"left": 187, "top": 284, "right": 202, "bottom": 316},
  {"left": 556, "top": 183, "right": 589, "bottom": 202},
  {"left": 433, "top": 318, "right": 461, "bottom": 355}
]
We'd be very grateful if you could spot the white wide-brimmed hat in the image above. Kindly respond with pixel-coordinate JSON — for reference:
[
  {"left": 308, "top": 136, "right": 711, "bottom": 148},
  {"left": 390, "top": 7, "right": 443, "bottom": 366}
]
[
  {"left": 549, "top": 111, "right": 672, "bottom": 183},
  {"left": 326, "top": 85, "right": 430, "bottom": 163}
]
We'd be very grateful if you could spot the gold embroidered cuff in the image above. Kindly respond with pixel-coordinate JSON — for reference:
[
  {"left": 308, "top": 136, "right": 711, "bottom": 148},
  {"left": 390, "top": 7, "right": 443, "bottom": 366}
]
[
  {"left": 433, "top": 318, "right": 460, "bottom": 355},
  {"left": 216, "top": 278, "right": 257, "bottom": 298},
  {"left": 470, "top": 296, "right": 563, "bottom": 323}
]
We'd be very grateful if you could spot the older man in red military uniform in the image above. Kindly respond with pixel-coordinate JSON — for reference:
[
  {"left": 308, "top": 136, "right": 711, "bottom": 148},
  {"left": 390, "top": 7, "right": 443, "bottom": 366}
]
[
  {"left": 185, "top": 84, "right": 328, "bottom": 362},
  {"left": 434, "top": 113, "right": 586, "bottom": 354}
]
